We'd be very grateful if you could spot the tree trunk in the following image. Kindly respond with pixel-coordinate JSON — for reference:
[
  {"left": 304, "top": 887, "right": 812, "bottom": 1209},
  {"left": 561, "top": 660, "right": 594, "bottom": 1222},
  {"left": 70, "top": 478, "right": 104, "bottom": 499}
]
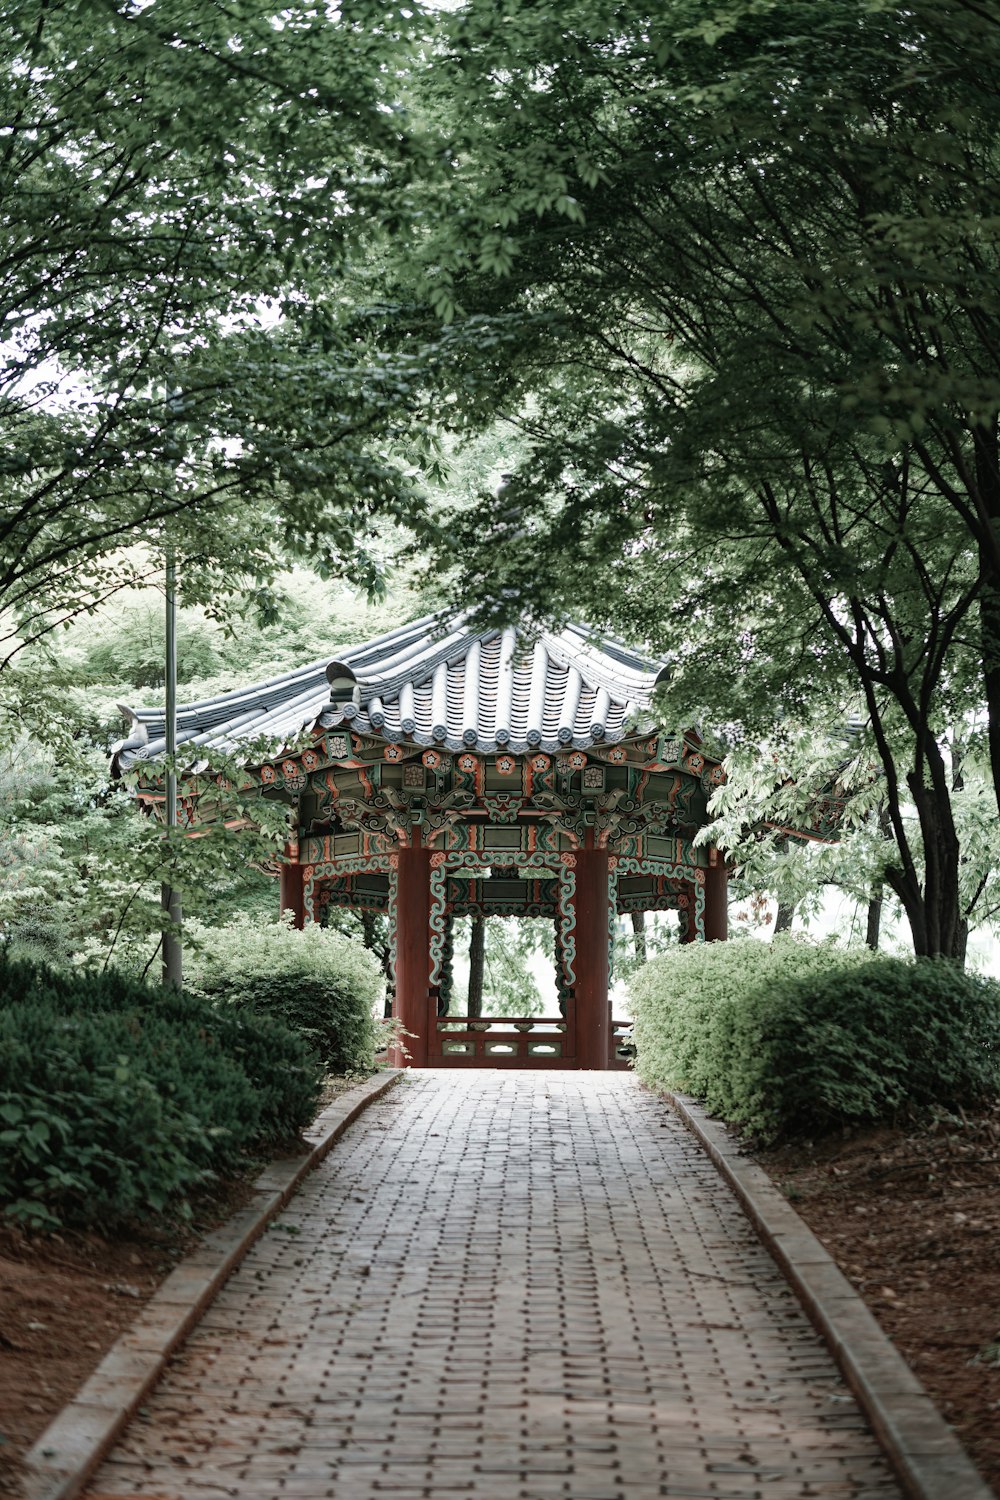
[
  {"left": 980, "top": 584, "right": 1000, "bottom": 820},
  {"left": 467, "top": 915, "right": 485, "bottom": 1017},
  {"left": 865, "top": 886, "right": 882, "bottom": 951},
  {"left": 974, "top": 419, "right": 1000, "bottom": 821},
  {"left": 911, "top": 776, "right": 962, "bottom": 959},
  {"left": 956, "top": 918, "right": 969, "bottom": 967},
  {"left": 630, "top": 910, "right": 647, "bottom": 964},
  {"left": 774, "top": 901, "right": 794, "bottom": 934},
  {"left": 884, "top": 862, "right": 927, "bottom": 955},
  {"left": 884, "top": 741, "right": 964, "bottom": 961}
]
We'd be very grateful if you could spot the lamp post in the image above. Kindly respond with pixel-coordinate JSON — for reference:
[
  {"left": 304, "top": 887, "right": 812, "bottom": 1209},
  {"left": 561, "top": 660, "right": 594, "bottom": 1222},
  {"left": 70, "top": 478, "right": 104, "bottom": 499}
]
[
  {"left": 161, "top": 531, "right": 182, "bottom": 989},
  {"left": 160, "top": 370, "right": 186, "bottom": 992}
]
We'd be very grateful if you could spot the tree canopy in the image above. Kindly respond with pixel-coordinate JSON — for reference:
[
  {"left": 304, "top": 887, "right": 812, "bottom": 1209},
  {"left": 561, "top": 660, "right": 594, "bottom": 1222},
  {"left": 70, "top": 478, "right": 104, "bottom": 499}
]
[
  {"left": 0, "top": 0, "right": 435, "bottom": 664},
  {"left": 362, "top": 0, "right": 1000, "bottom": 959},
  {"left": 7, "top": 0, "right": 1000, "bottom": 965}
]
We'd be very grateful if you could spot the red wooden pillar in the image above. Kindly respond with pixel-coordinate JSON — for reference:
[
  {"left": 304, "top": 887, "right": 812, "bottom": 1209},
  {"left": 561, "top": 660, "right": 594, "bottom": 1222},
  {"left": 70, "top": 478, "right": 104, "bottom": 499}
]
[
  {"left": 392, "top": 843, "right": 432, "bottom": 1068},
  {"left": 279, "top": 848, "right": 306, "bottom": 930},
  {"left": 573, "top": 843, "right": 610, "bottom": 1070},
  {"left": 704, "top": 849, "right": 729, "bottom": 942}
]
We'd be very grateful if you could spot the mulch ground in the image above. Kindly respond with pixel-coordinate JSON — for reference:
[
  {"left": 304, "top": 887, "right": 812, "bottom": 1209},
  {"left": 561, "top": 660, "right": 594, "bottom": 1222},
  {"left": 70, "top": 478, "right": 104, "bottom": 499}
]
[
  {"left": 756, "top": 1101, "right": 1000, "bottom": 1495},
  {"left": 0, "top": 1174, "right": 260, "bottom": 1493},
  {"left": 1, "top": 1090, "right": 998, "bottom": 1495}
]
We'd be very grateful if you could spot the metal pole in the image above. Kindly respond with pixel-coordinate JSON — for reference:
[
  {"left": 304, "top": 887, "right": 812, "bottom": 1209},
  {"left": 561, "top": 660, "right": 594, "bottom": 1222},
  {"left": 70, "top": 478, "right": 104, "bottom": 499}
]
[{"left": 161, "top": 535, "right": 183, "bottom": 989}]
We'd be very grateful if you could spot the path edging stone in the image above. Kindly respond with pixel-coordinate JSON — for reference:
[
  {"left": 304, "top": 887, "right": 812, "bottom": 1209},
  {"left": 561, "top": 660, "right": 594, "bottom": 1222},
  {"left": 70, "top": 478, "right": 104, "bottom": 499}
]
[
  {"left": 669, "top": 1090, "right": 995, "bottom": 1500},
  {"left": 19, "top": 1069, "right": 403, "bottom": 1500}
]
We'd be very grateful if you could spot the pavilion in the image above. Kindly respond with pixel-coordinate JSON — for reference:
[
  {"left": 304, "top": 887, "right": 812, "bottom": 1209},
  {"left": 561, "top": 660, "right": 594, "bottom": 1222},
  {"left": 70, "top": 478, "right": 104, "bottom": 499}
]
[{"left": 113, "top": 611, "right": 728, "bottom": 1070}]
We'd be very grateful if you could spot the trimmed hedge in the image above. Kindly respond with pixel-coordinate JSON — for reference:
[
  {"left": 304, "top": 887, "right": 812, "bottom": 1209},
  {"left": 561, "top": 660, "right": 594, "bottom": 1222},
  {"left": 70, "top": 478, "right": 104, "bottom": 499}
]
[
  {"left": 631, "top": 935, "right": 871, "bottom": 1103},
  {"left": 0, "top": 955, "right": 324, "bottom": 1230},
  {"left": 630, "top": 937, "right": 1000, "bottom": 1143},
  {"left": 186, "top": 915, "right": 385, "bottom": 1075}
]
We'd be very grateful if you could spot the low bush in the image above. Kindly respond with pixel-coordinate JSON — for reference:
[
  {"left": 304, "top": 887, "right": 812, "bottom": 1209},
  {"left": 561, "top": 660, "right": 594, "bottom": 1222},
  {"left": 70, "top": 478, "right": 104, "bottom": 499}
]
[
  {"left": 630, "top": 938, "right": 1000, "bottom": 1143},
  {"left": 0, "top": 954, "right": 324, "bottom": 1230},
  {"left": 5, "top": 958, "right": 325, "bottom": 1142},
  {"left": 730, "top": 957, "right": 1000, "bottom": 1140},
  {"left": 630, "top": 935, "right": 869, "bottom": 1102},
  {"left": 187, "top": 915, "right": 385, "bottom": 1075}
]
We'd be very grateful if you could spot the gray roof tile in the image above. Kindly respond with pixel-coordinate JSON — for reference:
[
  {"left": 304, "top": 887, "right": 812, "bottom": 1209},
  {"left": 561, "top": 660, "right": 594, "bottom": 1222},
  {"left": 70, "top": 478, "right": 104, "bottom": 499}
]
[{"left": 112, "top": 610, "right": 668, "bottom": 771}]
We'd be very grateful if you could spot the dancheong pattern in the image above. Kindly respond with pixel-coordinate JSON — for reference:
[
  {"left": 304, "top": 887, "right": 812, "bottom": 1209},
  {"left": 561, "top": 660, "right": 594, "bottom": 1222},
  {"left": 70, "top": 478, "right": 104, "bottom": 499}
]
[{"left": 112, "top": 610, "right": 740, "bottom": 1068}]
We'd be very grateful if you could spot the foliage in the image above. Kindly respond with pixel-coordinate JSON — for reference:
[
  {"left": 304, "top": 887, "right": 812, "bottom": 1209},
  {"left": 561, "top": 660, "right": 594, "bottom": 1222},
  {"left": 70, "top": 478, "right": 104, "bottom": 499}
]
[
  {"left": 611, "top": 910, "right": 677, "bottom": 986},
  {"left": 709, "top": 725, "right": 1000, "bottom": 952},
  {"left": 186, "top": 915, "right": 386, "bottom": 1075},
  {"left": 59, "top": 570, "right": 424, "bottom": 697},
  {"left": 0, "top": 0, "right": 437, "bottom": 666},
  {"left": 365, "top": 0, "right": 1000, "bottom": 961},
  {"left": 731, "top": 958, "right": 1000, "bottom": 1142},
  {"left": 0, "top": 725, "right": 289, "bottom": 975},
  {"left": 0, "top": 567, "right": 431, "bottom": 976},
  {"left": 0, "top": 955, "right": 325, "bottom": 1144},
  {"left": 325, "top": 907, "right": 395, "bottom": 1010},
  {"left": 630, "top": 938, "right": 1000, "bottom": 1143},
  {"left": 479, "top": 917, "right": 548, "bottom": 1016},
  {"left": 705, "top": 727, "right": 889, "bottom": 920},
  {"left": 448, "top": 915, "right": 551, "bottom": 1016},
  {"left": 0, "top": 955, "right": 323, "bottom": 1230},
  {"left": 76, "top": 600, "right": 224, "bottom": 691},
  {"left": 631, "top": 936, "right": 864, "bottom": 1104}
]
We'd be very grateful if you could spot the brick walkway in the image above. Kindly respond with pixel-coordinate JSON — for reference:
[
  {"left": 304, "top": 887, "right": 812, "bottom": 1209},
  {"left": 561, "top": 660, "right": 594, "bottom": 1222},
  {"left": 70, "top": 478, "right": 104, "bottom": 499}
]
[{"left": 83, "top": 1072, "right": 902, "bottom": 1500}]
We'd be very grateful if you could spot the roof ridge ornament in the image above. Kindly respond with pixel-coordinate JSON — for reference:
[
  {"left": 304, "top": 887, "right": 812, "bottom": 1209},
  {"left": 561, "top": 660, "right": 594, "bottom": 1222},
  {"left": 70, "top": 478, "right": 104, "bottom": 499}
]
[{"left": 326, "top": 661, "right": 360, "bottom": 710}]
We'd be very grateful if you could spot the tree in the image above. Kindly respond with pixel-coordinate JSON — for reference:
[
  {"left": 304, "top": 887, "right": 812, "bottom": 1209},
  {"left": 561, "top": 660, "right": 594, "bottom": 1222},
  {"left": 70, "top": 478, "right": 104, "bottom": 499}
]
[
  {"left": 703, "top": 721, "right": 910, "bottom": 951},
  {"left": 0, "top": 724, "right": 286, "bottom": 974},
  {"left": 367, "top": 0, "right": 1000, "bottom": 960},
  {"left": 479, "top": 918, "right": 546, "bottom": 1016},
  {"left": 0, "top": 0, "right": 434, "bottom": 668},
  {"left": 0, "top": 569, "right": 423, "bottom": 971},
  {"left": 467, "top": 914, "right": 486, "bottom": 1017},
  {"left": 446, "top": 915, "right": 549, "bottom": 1016}
]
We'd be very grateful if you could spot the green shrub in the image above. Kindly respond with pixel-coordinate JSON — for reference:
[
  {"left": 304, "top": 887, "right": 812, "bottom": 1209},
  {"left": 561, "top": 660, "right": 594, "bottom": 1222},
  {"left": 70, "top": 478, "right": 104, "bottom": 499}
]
[
  {"left": 0, "top": 954, "right": 324, "bottom": 1229},
  {"left": 631, "top": 934, "right": 869, "bottom": 1102},
  {"left": 630, "top": 938, "right": 999, "bottom": 1142},
  {"left": 187, "top": 915, "right": 385, "bottom": 1075},
  {"left": 1, "top": 956, "right": 324, "bottom": 1141},
  {"left": 728, "top": 957, "right": 1000, "bottom": 1141}
]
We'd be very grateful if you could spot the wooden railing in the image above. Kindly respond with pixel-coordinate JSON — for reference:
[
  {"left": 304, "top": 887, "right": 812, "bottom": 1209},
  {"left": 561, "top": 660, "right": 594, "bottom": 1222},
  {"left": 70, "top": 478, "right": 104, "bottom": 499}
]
[
  {"left": 430, "top": 1014, "right": 635, "bottom": 1068},
  {"left": 611, "top": 1017, "right": 636, "bottom": 1067}
]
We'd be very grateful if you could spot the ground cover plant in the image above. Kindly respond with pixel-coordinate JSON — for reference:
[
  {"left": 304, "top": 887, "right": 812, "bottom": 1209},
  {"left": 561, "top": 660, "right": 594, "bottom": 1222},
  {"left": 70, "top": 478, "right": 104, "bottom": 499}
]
[
  {"left": 630, "top": 937, "right": 1000, "bottom": 1143},
  {"left": 0, "top": 956, "right": 324, "bottom": 1231},
  {"left": 186, "top": 915, "right": 385, "bottom": 1076}
]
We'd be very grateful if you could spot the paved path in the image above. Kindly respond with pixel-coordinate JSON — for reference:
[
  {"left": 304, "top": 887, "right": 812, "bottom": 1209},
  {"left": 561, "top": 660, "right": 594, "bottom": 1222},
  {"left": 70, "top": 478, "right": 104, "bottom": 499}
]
[{"left": 84, "top": 1072, "right": 902, "bottom": 1500}]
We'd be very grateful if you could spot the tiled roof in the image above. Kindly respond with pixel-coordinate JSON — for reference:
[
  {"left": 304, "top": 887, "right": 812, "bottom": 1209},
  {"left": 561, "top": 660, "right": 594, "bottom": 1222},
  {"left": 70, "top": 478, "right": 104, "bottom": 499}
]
[{"left": 112, "top": 611, "right": 669, "bottom": 772}]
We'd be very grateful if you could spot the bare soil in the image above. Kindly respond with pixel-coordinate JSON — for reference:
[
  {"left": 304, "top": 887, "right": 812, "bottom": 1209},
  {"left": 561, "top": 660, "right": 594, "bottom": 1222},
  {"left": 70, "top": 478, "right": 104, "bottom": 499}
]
[
  {"left": 0, "top": 1173, "right": 260, "bottom": 1494},
  {"left": 756, "top": 1102, "right": 1000, "bottom": 1495}
]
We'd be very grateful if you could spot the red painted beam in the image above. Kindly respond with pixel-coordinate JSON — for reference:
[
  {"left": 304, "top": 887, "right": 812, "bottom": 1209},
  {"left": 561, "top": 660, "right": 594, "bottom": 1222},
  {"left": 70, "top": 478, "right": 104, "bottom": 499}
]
[
  {"left": 279, "top": 856, "right": 306, "bottom": 930},
  {"left": 704, "top": 851, "right": 729, "bottom": 942}
]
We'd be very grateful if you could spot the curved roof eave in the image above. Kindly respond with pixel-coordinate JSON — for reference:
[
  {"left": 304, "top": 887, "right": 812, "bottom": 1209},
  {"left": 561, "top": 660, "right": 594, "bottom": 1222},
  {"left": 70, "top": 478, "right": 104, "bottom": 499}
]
[{"left": 112, "top": 610, "right": 669, "bottom": 773}]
